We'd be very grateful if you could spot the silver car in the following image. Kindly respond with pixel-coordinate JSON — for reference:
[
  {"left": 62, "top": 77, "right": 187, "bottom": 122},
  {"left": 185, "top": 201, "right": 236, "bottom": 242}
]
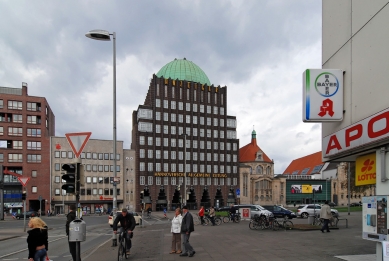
[{"left": 297, "top": 204, "right": 338, "bottom": 218}]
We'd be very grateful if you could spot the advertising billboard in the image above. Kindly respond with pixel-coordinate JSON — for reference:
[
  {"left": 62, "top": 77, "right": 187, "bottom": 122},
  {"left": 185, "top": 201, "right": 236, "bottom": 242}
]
[
  {"left": 291, "top": 185, "right": 322, "bottom": 194},
  {"left": 356, "top": 153, "right": 376, "bottom": 186}
]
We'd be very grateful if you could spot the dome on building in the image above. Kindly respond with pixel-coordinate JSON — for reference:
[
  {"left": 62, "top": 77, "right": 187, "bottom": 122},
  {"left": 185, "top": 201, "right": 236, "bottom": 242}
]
[{"left": 156, "top": 58, "right": 211, "bottom": 85}]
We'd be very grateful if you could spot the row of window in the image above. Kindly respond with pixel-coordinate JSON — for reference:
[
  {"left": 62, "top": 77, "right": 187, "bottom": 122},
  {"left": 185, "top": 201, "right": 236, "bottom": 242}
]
[
  {"left": 55, "top": 188, "right": 120, "bottom": 196},
  {"left": 0, "top": 140, "right": 41, "bottom": 150},
  {"left": 156, "top": 84, "right": 224, "bottom": 106},
  {"left": 138, "top": 123, "right": 237, "bottom": 139},
  {"left": 249, "top": 165, "right": 272, "bottom": 175},
  {"left": 55, "top": 163, "right": 121, "bottom": 172},
  {"left": 1, "top": 153, "right": 41, "bottom": 163},
  {"left": 54, "top": 151, "right": 120, "bottom": 160},
  {"left": 140, "top": 137, "right": 238, "bottom": 150},
  {"left": 139, "top": 162, "right": 238, "bottom": 173},
  {"left": 1, "top": 100, "right": 41, "bottom": 111},
  {"left": 0, "top": 114, "right": 42, "bottom": 124},
  {"left": 155, "top": 101, "right": 226, "bottom": 115},
  {"left": 1, "top": 127, "right": 42, "bottom": 137},
  {"left": 140, "top": 176, "right": 238, "bottom": 186},
  {"left": 140, "top": 150, "right": 238, "bottom": 162}
]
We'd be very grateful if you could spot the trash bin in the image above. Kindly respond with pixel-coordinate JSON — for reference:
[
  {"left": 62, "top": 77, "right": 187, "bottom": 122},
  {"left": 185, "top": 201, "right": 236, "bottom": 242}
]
[
  {"left": 69, "top": 219, "right": 86, "bottom": 242},
  {"left": 307, "top": 215, "right": 315, "bottom": 225}
]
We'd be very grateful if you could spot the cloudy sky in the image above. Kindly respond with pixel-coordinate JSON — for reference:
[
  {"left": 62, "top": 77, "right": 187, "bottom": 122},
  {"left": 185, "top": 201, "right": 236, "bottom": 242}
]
[{"left": 0, "top": 0, "right": 322, "bottom": 174}]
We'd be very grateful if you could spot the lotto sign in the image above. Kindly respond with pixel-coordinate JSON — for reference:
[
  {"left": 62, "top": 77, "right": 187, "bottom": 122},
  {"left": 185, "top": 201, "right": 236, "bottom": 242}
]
[
  {"left": 303, "top": 69, "right": 343, "bottom": 122},
  {"left": 355, "top": 153, "right": 376, "bottom": 186}
]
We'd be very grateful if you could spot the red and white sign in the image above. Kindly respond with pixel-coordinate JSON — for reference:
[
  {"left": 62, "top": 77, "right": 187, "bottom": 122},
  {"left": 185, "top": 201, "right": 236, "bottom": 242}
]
[
  {"left": 65, "top": 132, "right": 92, "bottom": 158},
  {"left": 323, "top": 107, "right": 389, "bottom": 157},
  {"left": 303, "top": 69, "right": 343, "bottom": 122},
  {"left": 18, "top": 177, "right": 30, "bottom": 187}
]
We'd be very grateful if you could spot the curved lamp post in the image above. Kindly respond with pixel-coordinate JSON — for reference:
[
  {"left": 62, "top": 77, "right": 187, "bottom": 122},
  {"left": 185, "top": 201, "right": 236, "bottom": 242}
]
[{"left": 85, "top": 29, "right": 117, "bottom": 246}]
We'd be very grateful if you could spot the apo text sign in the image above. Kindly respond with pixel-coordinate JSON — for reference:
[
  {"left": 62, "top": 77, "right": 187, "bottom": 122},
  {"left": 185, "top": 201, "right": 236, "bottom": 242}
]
[
  {"left": 303, "top": 69, "right": 343, "bottom": 122},
  {"left": 323, "top": 107, "right": 389, "bottom": 157},
  {"left": 355, "top": 153, "right": 376, "bottom": 186}
]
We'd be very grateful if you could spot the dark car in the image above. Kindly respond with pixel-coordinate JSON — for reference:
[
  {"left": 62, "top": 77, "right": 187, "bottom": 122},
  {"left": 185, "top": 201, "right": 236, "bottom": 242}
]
[
  {"left": 349, "top": 202, "right": 362, "bottom": 207},
  {"left": 262, "top": 205, "right": 296, "bottom": 219},
  {"left": 14, "top": 211, "right": 39, "bottom": 220},
  {"left": 216, "top": 206, "right": 232, "bottom": 212},
  {"left": 328, "top": 202, "right": 337, "bottom": 207}
]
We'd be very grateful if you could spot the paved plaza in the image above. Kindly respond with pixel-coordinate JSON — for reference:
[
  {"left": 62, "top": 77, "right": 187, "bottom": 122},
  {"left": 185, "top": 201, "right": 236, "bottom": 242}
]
[{"left": 82, "top": 211, "right": 376, "bottom": 261}]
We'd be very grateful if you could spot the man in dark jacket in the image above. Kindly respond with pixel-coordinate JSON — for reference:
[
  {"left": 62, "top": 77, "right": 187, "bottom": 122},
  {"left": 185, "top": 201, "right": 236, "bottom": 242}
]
[
  {"left": 66, "top": 204, "right": 79, "bottom": 261},
  {"left": 180, "top": 205, "right": 195, "bottom": 257},
  {"left": 113, "top": 208, "right": 136, "bottom": 255}
]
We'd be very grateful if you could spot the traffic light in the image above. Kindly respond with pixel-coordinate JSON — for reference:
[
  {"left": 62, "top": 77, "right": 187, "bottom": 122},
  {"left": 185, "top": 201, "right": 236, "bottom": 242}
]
[
  {"left": 22, "top": 191, "right": 26, "bottom": 200},
  {"left": 61, "top": 163, "right": 77, "bottom": 194}
]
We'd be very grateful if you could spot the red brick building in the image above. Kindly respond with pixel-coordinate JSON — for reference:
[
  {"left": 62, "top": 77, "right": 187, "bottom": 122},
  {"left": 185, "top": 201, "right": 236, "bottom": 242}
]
[{"left": 0, "top": 83, "right": 55, "bottom": 214}]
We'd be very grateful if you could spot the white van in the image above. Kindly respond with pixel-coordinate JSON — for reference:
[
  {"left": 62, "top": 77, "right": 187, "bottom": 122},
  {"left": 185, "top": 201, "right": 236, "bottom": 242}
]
[{"left": 233, "top": 204, "right": 273, "bottom": 219}]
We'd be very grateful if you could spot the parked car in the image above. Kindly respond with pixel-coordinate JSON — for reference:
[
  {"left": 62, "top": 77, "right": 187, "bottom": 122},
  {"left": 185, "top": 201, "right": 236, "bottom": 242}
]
[
  {"left": 233, "top": 204, "right": 273, "bottom": 219},
  {"left": 328, "top": 202, "right": 337, "bottom": 207},
  {"left": 216, "top": 206, "right": 232, "bottom": 212},
  {"left": 297, "top": 204, "right": 338, "bottom": 218},
  {"left": 14, "top": 211, "right": 39, "bottom": 220},
  {"left": 349, "top": 202, "right": 362, "bottom": 207},
  {"left": 262, "top": 205, "right": 297, "bottom": 219},
  {"left": 108, "top": 211, "right": 142, "bottom": 227}
]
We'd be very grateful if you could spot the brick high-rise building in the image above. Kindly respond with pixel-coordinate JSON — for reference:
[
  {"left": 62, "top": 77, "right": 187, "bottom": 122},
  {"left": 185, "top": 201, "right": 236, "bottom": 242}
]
[
  {"left": 131, "top": 58, "right": 239, "bottom": 211},
  {"left": 0, "top": 83, "right": 55, "bottom": 214}
]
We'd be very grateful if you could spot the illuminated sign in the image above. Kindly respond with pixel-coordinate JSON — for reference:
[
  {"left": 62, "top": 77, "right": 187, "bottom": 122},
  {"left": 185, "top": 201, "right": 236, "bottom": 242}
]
[
  {"left": 356, "top": 153, "right": 376, "bottom": 186},
  {"left": 323, "top": 107, "right": 389, "bottom": 157},
  {"left": 303, "top": 69, "right": 343, "bottom": 122}
]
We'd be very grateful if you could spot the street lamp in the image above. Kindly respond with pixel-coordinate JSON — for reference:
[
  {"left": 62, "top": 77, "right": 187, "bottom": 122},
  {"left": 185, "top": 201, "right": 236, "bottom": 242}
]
[{"left": 86, "top": 29, "right": 117, "bottom": 245}]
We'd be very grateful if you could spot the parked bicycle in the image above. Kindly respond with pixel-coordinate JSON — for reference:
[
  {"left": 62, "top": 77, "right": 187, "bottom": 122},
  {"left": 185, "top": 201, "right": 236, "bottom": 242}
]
[
  {"left": 249, "top": 214, "right": 267, "bottom": 230},
  {"left": 117, "top": 229, "right": 131, "bottom": 261},
  {"left": 272, "top": 217, "right": 293, "bottom": 230},
  {"left": 223, "top": 212, "right": 241, "bottom": 223},
  {"left": 313, "top": 212, "right": 337, "bottom": 227}
]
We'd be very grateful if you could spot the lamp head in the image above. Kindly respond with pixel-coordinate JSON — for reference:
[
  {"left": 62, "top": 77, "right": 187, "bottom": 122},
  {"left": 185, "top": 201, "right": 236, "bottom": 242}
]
[{"left": 85, "top": 29, "right": 111, "bottom": 41}]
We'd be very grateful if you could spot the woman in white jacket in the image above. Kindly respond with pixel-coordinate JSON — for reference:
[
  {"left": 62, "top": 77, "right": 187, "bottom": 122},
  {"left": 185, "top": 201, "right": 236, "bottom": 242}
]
[{"left": 170, "top": 208, "right": 183, "bottom": 254}]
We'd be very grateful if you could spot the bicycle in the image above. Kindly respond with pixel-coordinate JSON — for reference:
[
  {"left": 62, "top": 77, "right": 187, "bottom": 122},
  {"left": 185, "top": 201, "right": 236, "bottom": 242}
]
[
  {"left": 272, "top": 217, "right": 293, "bottom": 230},
  {"left": 194, "top": 213, "right": 209, "bottom": 225},
  {"left": 249, "top": 214, "right": 268, "bottom": 230},
  {"left": 117, "top": 229, "right": 130, "bottom": 261},
  {"left": 223, "top": 212, "right": 241, "bottom": 223},
  {"left": 204, "top": 214, "right": 222, "bottom": 226}
]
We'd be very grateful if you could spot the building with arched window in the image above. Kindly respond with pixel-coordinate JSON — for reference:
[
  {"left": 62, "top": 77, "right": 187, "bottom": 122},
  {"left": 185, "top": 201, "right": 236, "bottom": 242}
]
[{"left": 239, "top": 130, "right": 286, "bottom": 205}]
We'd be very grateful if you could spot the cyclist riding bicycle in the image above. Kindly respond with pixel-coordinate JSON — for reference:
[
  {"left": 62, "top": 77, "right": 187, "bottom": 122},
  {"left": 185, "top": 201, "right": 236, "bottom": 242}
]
[
  {"left": 147, "top": 207, "right": 152, "bottom": 218},
  {"left": 113, "top": 208, "right": 136, "bottom": 255},
  {"left": 229, "top": 205, "right": 237, "bottom": 221}
]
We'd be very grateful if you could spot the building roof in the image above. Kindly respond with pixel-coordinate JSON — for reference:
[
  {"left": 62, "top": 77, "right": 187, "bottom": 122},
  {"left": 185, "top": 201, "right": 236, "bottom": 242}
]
[
  {"left": 283, "top": 151, "right": 324, "bottom": 175},
  {"left": 239, "top": 130, "right": 272, "bottom": 163},
  {"left": 156, "top": 58, "right": 211, "bottom": 85}
]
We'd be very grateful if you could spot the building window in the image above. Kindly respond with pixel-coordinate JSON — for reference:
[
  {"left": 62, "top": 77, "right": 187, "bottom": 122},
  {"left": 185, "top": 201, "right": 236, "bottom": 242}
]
[
  {"left": 55, "top": 189, "right": 60, "bottom": 196},
  {"left": 140, "top": 176, "right": 145, "bottom": 185},
  {"left": 8, "top": 100, "right": 22, "bottom": 110},
  {"left": 32, "top": 186, "right": 38, "bottom": 193},
  {"left": 148, "top": 176, "right": 153, "bottom": 185},
  {"left": 148, "top": 162, "right": 153, "bottom": 171},
  {"left": 164, "top": 100, "right": 168, "bottom": 109},
  {"left": 156, "top": 99, "right": 160, "bottom": 107},
  {"left": 27, "top": 115, "right": 41, "bottom": 124},
  {"left": 27, "top": 141, "right": 41, "bottom": 150},
  {"left": 140, "top": 162, "right": 145, "bottom": 171},
  {"left": 156, "top": 177, "right": 161, "bottom": 185},
  {"left": 32, "top": 170, "right": 37, "bottom": 178},
  {"left": 8, "top": 127, "right": 22, "bottom": 136},
  {"left": 12, "top": 114, "right": 23, "bottom": 123},
  {"left": 8, "top": 153, "right": 22, "bottom": 162},
  {"left": 171, "top": 101, "right": 176, "bottom": 109}
]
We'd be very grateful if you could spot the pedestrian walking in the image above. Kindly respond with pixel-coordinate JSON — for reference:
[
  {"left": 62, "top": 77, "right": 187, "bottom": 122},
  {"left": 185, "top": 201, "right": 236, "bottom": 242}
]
[
  {"left": 180, "top": 206, "right": 195, "bottom": 257},
  {"left": 170, "top": 208, "right": 182, "bottom": 254},
  {"left": 27, "top": 217, "right": 48, "bottom": 261},
  {"left": 163, "top": 207, "right": 167, "bottom": 218},
  {"left": 320, "top": 200, "right": 332, "bottom": 233}
]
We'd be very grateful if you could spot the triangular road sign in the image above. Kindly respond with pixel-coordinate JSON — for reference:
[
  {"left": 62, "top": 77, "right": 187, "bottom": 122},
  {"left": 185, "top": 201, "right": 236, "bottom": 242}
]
[
  {"left": 65, "top": 132, "right": 92, "bottom": 158},
  {"left": 18, "top": 177, "right": 30, "bottom": 187}
]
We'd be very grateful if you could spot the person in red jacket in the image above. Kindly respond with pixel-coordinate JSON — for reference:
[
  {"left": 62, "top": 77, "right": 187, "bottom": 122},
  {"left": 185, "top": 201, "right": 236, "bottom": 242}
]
[{"left": 198, "top": 206, "right": 205, "bottom": 225}]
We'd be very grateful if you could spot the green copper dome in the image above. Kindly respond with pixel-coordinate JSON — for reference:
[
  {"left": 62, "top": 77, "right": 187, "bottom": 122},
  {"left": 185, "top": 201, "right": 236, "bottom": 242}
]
[{"left": 156, "top": 58, "right": 211, "bottom": 85}]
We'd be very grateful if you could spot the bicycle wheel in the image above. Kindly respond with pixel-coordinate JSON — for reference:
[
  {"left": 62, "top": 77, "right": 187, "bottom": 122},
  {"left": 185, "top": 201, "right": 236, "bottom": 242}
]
[
  {"left": 215, "top": 217, "right": 222, "bottom": 226},
  {"left": 118, "top": 242, "right": 124, "bottom": 261},
  {"left": 272, "top": 221, "right": 280, "bottom": 231},
  {"left": 249, "top": 220, "right": 258, "bottom": 230},
  {"left": 283, "top": 221, "right": 293, "bottom": 230},
  {"left": 202, "top": 217, "right": 209, "bottom": 226},
  {"left": 234, "top": 215, "right": 241, "bottom": 223},
  {"left": 223, "top": 216, "right": 230, "bottom": 223}
]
